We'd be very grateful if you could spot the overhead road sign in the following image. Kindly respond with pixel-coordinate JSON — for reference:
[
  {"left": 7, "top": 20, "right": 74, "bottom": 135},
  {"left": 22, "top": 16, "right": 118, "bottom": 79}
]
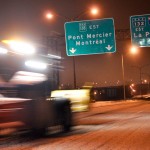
[
  {"left": 130, "top": 14, "right": 150, "bottom": 47},
  {"left": 64, "top": 18, "right": 116, "bottom": 56}
]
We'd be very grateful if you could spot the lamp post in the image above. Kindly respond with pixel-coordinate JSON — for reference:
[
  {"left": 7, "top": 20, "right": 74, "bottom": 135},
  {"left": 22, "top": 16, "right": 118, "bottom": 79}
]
[
  {"left": 121, "top": 54, "right": 126, "bottom": 100},
  {"left": 120, "top": 46, "right": 138, "bottom": 100},
  {"left": 45, "top": 7, "right": 99, "bottom": 89}
]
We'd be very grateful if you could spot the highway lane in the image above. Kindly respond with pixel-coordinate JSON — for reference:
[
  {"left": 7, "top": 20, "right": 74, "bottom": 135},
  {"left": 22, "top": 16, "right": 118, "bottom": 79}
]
[{"left": 0, "top": 100, "right": 150, "bottom": 150}]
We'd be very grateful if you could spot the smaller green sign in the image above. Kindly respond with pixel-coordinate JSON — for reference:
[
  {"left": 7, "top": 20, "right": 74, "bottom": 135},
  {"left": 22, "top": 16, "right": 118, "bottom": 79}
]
[
  {"left": 130, "top": 14, "right": 150, "bottom": 47},
  {"left": 64, "top": 18, "right": 116, "bottom": 56}
]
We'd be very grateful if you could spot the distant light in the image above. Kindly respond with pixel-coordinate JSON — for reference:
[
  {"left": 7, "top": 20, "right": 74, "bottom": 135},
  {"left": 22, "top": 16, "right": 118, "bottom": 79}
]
[
  {"left": 94, "top": 91, "right": 97, "bottom": 95},
  {"left": 46, "top": 13, "right": 53, "bottom": 19},
  {"left": 132, "top": 89, "right": 136, "bottom": 92},
  {"left": 25, "top": 60, "right": 47, "bottom": 70},
  {"left": 130, "top": 84, "right": 136, "bottom": 93},
  {"left": 91, "top": 8, "right": 99, "bottom": 15},
  {"left": 117, "top": 80, "right": 120, "bottom": 84},
  {"left": 2, "top": 40, "right": 35, "bottom": 55},
  {"left": 0, "top": 47, "right": 8, "bottom": 54},
  {"left": 131, "top": 84, "right": 135, "bottom": 87}
]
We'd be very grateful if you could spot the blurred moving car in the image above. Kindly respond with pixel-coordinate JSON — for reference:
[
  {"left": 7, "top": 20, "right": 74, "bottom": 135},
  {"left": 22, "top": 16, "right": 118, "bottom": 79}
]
[
  {"left": 0, "top": 94, "right": 72, "bottom": 136},
  {"left": 51, "top": 89, "right": 91, "bottom": 112},
  {"left": 0, "top": 71, "right": 72, "bottom": 136}
]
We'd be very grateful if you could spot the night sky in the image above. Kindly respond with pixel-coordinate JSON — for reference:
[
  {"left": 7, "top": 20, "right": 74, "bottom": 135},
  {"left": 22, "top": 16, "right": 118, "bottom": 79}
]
[{"left": 0, "top": 0, "right": 150, "bottom": 87}]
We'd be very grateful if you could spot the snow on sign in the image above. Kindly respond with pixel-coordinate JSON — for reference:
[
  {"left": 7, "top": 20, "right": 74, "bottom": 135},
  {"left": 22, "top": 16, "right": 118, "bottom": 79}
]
[{"left": 64, "top": 18, "right": 116, "bottom": 56}]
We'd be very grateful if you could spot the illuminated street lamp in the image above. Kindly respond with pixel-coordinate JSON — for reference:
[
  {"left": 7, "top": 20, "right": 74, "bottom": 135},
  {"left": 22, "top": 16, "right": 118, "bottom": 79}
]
[
  {"left": 143, "top": 79, "right": 147, "bottom": 83},
  {"left": 90, "top": 7, "right": 99, "bottom": 15},
  {"left": 130, "top": 46, "right": 138, "bottom": 54},
  {"left": 46, "top": 12, "right": 53, "bottom": 19},
  {"left": 45, "top": 7, "right": 99, "bottom": 21},
  {"left": 45, "top": 7, "right": 99, "bottom": 88}
]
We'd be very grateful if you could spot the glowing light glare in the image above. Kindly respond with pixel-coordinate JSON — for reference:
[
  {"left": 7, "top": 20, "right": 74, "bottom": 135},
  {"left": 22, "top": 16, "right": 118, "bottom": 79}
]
[
  {"left": 94, "top": 91, "right": 97, "bottom": 95},
  {"left": 46, "top": 13, "right": 53, "bottom": 19},
  {"left": 91, "top": 8, "right": 99, "bottom": 15},
  {"left": 25, "top": 60, "right": 47, "bottom": 70},
  {"left": 2, "top": 40, "right": 35, "bottom": 55},
  {"left": 132, "top": 89, "right": 136, "bottom": 92},
  {"left": 130, "top": 46, "right": 138, "bottom": 54},
  {"left": 131, "top": 84, "right": 135, "bottom": 87},
  {"left": 0, "top": 47, "right": 8, "bottom": 54},
  {"left": 130, "top": 86, "right": 136, "bottom": 92}
]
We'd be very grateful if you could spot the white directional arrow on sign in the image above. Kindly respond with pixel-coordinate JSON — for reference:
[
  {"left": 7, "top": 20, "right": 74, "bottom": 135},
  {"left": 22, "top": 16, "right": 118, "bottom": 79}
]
[
  {"left": 70, "top": 48, "right": 76, "bottom": 53},
  {"left": 105, "top": 45, "right": 113, "bottom": 51}
]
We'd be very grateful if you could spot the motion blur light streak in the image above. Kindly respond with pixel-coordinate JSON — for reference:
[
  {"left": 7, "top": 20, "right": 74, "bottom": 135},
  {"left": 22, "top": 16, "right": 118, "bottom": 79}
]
[
  {"left": 51, "top": 89, "right": 90, "bottom": 112},
  {"left": 47, "top": 54, "right": 62, "bottom": 59},
  {"left": 0, "top": 47, "right": 8, "bottom": 54},
  {"left": 16, "top": 71, "right": 46, "bottom": 77},
  {"left": 2, "top": 40, "right": 35, "bottom": 55},
  {"left": 25, "top": 60, "right": 47, "bottom": 70},
  {"left": 10, "top": 71, "right": 47, "bottom": 85}
]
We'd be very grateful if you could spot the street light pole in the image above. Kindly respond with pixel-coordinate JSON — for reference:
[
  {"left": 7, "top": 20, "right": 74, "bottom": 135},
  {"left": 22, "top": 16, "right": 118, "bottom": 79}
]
[
  {"left": 45, "top": 8, "right": 99, "bottom": 89},
  {"left": 66, "top": 9, "right": 99, "bottom": 89},
  {"left": 72, "top": 56, "right": 76, "bottom": 88},
  {"left": 139, "top": 67, "right": 142, "bottom": 96},
  {"left": 121, "top": 54, "right": 126, "bottom": 100},
  {"left": 119, "top": 46, "right": 138, "bottom": 100}
]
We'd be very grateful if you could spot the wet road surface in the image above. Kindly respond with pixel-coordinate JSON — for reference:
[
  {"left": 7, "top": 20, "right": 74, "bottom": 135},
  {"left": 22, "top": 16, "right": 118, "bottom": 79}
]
[{"left": 0, "top": 100, "right": 150, "bottom": 150}]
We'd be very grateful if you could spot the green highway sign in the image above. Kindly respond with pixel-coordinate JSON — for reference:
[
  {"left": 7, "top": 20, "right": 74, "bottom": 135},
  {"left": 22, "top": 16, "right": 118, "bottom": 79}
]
[
  {"left": 130, "top": 14, "right": 150, "bottom": 47},
  {"left": 64, "top": 18, "right": 116, "bottom": 56}
]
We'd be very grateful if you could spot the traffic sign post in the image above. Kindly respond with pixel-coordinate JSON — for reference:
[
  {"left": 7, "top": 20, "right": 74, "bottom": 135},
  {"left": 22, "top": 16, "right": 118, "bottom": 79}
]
[
  {"left": 64, "top": 18, "right": 116, "bottom": 56},
  {"left": 130, "top": 14, "right": 150, "bottom": 47}
]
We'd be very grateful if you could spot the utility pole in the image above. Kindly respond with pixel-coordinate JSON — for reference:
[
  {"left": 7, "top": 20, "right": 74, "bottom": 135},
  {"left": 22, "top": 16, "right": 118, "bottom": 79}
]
[{"left": 121, "top": 54, "right": 126, "bottom": 100}]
